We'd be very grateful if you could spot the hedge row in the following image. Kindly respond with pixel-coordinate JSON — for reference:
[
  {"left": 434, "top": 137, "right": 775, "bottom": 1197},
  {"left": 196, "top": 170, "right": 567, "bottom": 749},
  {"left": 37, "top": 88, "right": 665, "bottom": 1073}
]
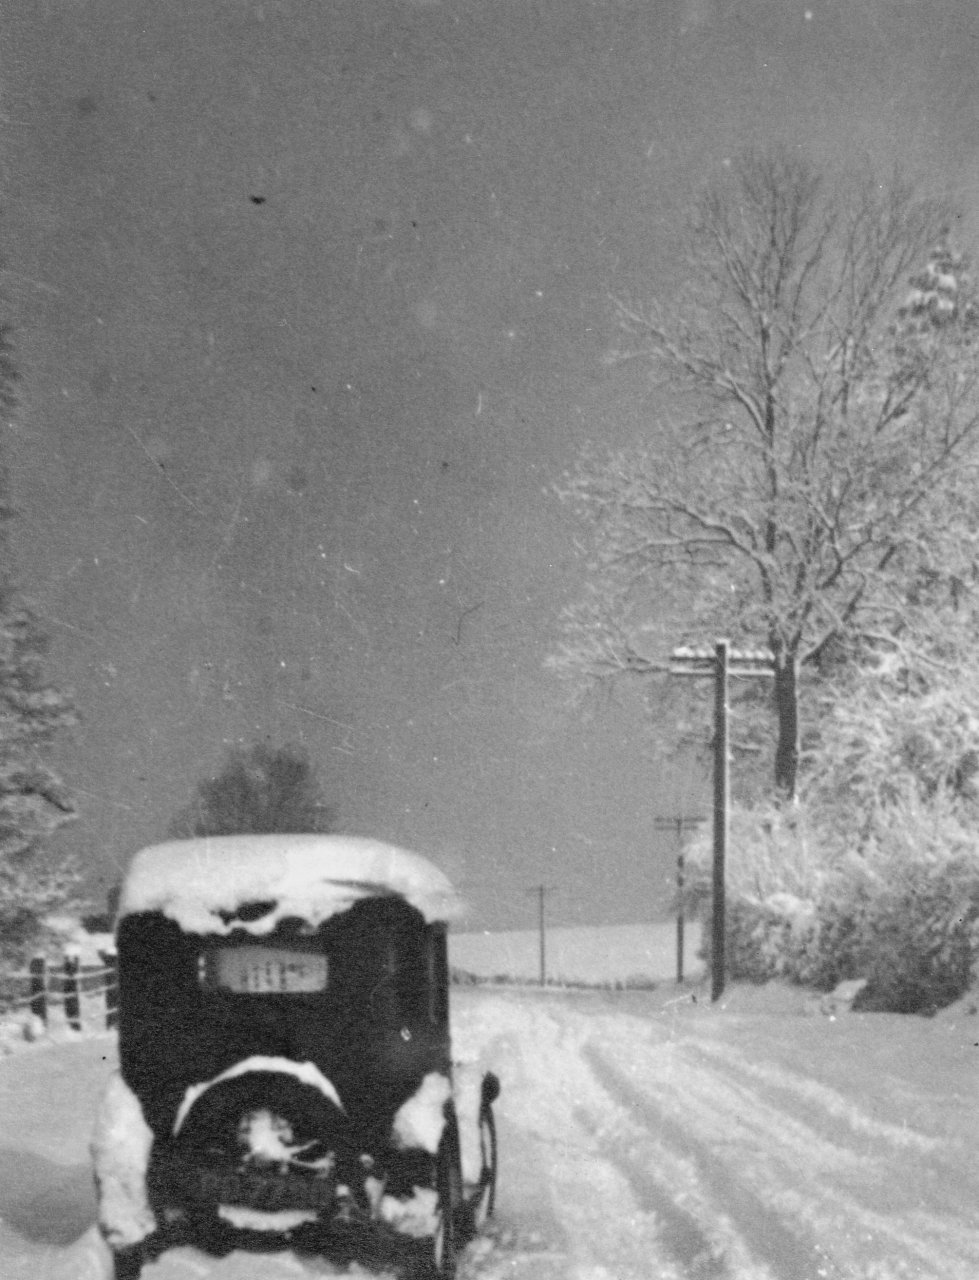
[{"left": 701, "top": 856, "right": 979, "bottom": 1014}]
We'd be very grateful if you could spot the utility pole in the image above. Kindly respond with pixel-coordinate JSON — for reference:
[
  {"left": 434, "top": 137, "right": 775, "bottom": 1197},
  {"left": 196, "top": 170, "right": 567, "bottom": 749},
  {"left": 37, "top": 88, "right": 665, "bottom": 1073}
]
[
  {"left": 653, "top": 814, "right": 706, "bottom": 983},
  {"left": 527, "top": 885, "right": 557, "bottom": 986},
  {"left": 670, "top": 641, "right": 773, "bottom": 1001}
]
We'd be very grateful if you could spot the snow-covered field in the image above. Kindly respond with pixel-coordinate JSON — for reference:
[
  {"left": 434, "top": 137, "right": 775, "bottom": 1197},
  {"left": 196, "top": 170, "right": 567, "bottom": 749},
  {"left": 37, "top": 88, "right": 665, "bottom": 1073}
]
[
  {"left": 3, "top": 982, "right": 979, "bottom": 1279},
  {"left": 449, "top": 921, "right": 703, "bottom": 985}
]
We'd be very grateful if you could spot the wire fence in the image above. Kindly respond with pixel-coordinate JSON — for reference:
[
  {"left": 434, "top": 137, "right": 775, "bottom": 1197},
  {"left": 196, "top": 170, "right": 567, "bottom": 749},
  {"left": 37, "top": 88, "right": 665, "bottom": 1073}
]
[{"left": 0, "top": 950, "right": 118, "bottom": 1031}]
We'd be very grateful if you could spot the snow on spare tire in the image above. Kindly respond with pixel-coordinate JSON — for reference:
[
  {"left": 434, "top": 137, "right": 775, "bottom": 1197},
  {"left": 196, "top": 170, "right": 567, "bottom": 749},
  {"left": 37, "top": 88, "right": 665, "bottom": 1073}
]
[
  {"left": 170, "top": 1055, "right": 455, "bottom": 1234},
  {"left": 174, "top": 1057, "right": 351, "bottom": 1164}
]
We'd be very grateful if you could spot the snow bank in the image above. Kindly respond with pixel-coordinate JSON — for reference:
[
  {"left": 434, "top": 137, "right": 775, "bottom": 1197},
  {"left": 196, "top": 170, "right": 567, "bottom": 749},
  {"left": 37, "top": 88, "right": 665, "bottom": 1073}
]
[
  {"left": 390, "top": 1071, "right": 451, "bottom": 1154},
  {"left": 118, "top": 835, "right": 465, "bottom": 934},
  {"left": 90, "top": 1071, "right": 155, "bottom": 1249},
  {"left": 0, "top": 1009, "right": 46, "bottom": 1053}
]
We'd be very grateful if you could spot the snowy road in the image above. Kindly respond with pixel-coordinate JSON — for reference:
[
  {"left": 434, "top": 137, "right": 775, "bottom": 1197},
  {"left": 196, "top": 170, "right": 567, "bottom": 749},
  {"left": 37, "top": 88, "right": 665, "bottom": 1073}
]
[
  {"left": 3, "top": 984, "right": 979, "bottom": 1278},
  {"left": 456, "top": 986, "right": 979, "bottom": 1280}
]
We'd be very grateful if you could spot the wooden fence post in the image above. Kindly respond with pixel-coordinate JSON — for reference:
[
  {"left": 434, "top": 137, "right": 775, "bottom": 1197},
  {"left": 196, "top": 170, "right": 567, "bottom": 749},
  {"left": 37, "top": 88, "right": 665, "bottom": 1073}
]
[
  {"left": 99, "top": 949, "right": 119, "bottom": 1030},
  {"left": 29, "top": 955, "right": 47, "bottom": 1025},
  {"left": 63, "top": 952, "right": 81, "bottom": 1031}
]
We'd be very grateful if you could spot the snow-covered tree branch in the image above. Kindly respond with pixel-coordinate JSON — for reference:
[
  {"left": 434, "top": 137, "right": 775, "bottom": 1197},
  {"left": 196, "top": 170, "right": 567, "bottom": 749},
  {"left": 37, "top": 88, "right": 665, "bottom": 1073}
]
[{"left": 555, "top": 149, "right": 979, "bottom": 798}]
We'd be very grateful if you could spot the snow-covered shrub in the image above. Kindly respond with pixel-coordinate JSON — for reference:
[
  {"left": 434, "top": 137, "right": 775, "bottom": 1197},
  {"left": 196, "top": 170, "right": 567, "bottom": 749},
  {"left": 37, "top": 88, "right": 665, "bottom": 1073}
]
[
  {"left": 688, "top": 792, "right": 979, "bottom": 1012},
  {"left": 805, "top": 671, "right": 979, "bottom": 840},
  {"left": 681, "top": 799, "right": 830, "bottom": 911},
  {"left": 824, "top": 871, "right": 979, "bottom": 1014},
  {"left": 0, "top": 1008, "right": 45, "bottom": 1052},
  {"left": 681, "top": 799, "right": 827, "bottom": 985},
  {"left": 811, "top": 802, "right": 979, "bottom": 1012},
  {"left": 717, "top": 895, "right": 820, "bottom": 985}
]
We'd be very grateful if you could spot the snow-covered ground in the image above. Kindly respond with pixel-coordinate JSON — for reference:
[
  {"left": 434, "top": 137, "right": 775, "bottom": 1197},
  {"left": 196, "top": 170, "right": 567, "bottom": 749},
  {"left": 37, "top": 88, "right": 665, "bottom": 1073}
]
[{"left": 3, "top": 982, "right": 979, "bottom": 1279}]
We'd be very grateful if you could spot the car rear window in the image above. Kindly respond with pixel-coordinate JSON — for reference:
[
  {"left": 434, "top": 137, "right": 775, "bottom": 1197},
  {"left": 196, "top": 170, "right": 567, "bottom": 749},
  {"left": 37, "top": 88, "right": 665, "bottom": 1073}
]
[{"left": 202, "top": 945, "right": 329, "bottom": 995}]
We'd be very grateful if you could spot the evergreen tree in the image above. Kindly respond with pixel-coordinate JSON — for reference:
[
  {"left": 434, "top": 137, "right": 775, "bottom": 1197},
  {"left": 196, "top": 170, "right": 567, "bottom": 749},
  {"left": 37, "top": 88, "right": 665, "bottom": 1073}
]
[
  {"left": 0, "top": 605, "right": 77, "bottom": 859},
  {"left": 0, "top": 327, "right": 78, "bottom": 961}
]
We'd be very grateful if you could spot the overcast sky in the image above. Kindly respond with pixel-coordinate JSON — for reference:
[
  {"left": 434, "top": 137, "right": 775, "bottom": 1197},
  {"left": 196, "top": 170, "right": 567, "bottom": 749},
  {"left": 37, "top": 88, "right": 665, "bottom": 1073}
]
[{"left": 2, "top": 0, "right": 978, "bottom": 930}]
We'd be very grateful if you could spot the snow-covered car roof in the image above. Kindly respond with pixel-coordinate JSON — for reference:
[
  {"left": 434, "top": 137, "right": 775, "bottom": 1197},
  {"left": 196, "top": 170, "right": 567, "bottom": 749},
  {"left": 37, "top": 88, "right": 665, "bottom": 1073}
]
[{"left": 118, "top": 834, "right": 466, "bottom": 935}]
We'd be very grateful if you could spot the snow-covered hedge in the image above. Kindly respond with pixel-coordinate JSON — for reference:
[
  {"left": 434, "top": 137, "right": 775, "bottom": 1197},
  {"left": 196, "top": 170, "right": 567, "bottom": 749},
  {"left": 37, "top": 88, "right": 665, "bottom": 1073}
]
[
  {"left": 718, "top": 895, "right": 821, "bottom": 987},
  {"left": 687, "top": 795, "right": 979, "bottom": 1013},
  {"left": 811, "top": 854, "right": 979, "bottom": 1012}
]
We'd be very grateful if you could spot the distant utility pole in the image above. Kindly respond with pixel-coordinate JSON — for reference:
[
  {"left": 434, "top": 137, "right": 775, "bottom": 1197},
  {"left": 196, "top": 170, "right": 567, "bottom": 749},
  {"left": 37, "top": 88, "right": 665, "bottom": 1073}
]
[
  {"left": 670, "top": 641, "right": 773, "bottom": 1002},
  {"left": 527, "top": 884, "right": 557, "bottom": 986},
  {"left": 653, "top": 814, "right": 706, "bottom": 984}
]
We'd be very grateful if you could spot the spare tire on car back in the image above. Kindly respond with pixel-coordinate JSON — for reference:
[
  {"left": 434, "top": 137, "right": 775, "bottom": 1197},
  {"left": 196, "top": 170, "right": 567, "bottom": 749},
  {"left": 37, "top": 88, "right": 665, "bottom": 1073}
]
[{"left": 151, "top": 1070, "right": 357, "bottom": 1227}]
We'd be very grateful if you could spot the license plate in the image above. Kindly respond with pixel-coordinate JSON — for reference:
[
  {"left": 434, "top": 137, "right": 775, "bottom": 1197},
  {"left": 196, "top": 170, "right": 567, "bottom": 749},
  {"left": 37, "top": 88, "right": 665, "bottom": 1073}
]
[
  {"left": 211, "top": 946, "right": 328, "bottom": 994},
  {"left": 196, "top": 1165, "right": 336, "bottom": 1212},
  {"left": 154, "top": 1151, "right": 337, "bottom": 1213}
]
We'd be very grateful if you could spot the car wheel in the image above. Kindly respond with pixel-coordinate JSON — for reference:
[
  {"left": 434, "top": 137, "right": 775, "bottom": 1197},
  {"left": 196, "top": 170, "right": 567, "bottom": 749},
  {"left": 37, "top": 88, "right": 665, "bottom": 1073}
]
[
  {"left": 432, "top": 1108, "right": 462, "bottom": 1279},
  {"left": 473, "top": 1103, "right": 497, "bottom": 1229},
  {"left": 110, "top": 1243, "right": 146, "bottom": 1280},
  {"left": 160, "top": 1070, "right": 353, "bottom": 1246}
]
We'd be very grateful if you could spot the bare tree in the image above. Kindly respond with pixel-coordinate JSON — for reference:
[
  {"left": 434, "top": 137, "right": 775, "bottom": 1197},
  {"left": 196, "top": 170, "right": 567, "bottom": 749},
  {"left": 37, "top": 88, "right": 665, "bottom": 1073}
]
[{"left": 553, "top": 150, "right": 979, "bottom": 798}]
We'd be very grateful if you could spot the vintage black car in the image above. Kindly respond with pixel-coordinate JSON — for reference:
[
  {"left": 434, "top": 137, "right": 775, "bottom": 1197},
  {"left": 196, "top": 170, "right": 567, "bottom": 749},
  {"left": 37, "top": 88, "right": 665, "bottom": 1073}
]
[{"left": 92, "top": 835, "right": 500, "bottom": 1279}]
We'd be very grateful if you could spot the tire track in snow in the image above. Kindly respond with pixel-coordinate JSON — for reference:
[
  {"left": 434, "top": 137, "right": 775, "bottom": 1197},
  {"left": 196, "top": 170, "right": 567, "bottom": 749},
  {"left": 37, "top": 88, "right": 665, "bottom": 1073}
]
[
  {"left": 451, "top": 999, "right": 574, "bottom": 1278},
  {"left": 685, "top": 1040, "right": 938, "bottom": 1158},
  {"left": 586, "top": 1026, "right": 979, "bottom": 1278},
  {"left": 488, "top": 997, "right": 764, "bottom": 1278},
  {"left": 582, "top": 1041, "right": 844, "bottom": 1280},
  {"left": 680, "top": 1035, "right": 979, "bottom": 1241},
  {"left": 460, "top": 992, "right": 690, "bottom": 1279},
  {"left": 571, "top": 1105, "right": 731, "bottom": 1280}
]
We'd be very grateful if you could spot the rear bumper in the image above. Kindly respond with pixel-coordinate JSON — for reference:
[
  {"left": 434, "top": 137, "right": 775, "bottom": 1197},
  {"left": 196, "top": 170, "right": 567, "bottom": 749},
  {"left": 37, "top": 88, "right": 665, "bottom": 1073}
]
[{"left": 147, "top": 1143, "right": 440, "bottom": 1236}]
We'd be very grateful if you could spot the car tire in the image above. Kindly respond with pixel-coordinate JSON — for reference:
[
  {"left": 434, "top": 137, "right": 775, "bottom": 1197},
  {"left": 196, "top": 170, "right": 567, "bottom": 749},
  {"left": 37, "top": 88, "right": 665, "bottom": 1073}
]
[
  {"left": 473, "top": 1103, "right": 497, "bottom": 1228},
  {"left": 158, "top": 1070, "right": 353, "bottom": 1244},
  {"left": 432, "top": 1106, "right": 462, "bottom": 1279},
  {"left": 110, "top": 1243, "right": 146, "bottom": 1280}
]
